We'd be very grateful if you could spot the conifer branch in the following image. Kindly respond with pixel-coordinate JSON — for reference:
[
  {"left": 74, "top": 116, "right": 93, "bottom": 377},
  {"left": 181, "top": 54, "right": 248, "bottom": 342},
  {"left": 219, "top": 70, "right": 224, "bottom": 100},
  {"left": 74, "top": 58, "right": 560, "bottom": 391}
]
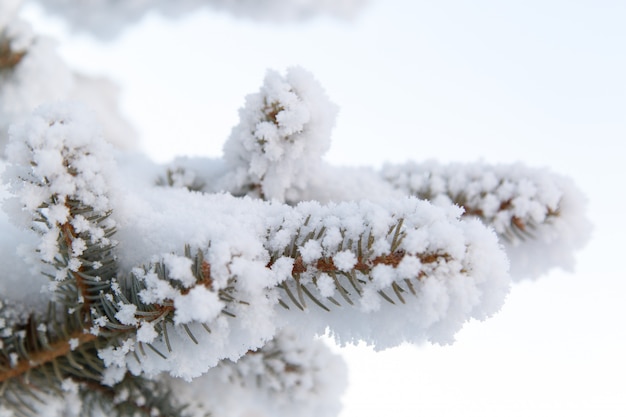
[
  {"left": 77, "top": 374, "right": 189, "bottom": 417},
  {"left": 380, "top": 160, "right": 585, "bottom": 243},
  {"left": 0, "top": 36, "right": 26, "bottom": 70},
  {"left": 0, "top": 329, "right": 97, "bottom": 384},
  {"left": 378, "top": 161, "right": 592, "bottom": 280},
  {"left": 0, "top": 190, "right": 506, "bottom": 415},
  {"left": 0, "top": 0, "right": 595, "bottom": 414},
  {"left": 156, "top": 167, "right": 205, "bottom": 192},
  {"left": 30, "top": 0, "right": 366, "bottom": 39},
  {"left": 222, "top": 67, "right": 337, "bottom": 202},
  {"left": 209, "top": 327, "right": 346, "bottom": 402},
  {"left": 268, "top": 222, "right": 453, "bottom": 311}
]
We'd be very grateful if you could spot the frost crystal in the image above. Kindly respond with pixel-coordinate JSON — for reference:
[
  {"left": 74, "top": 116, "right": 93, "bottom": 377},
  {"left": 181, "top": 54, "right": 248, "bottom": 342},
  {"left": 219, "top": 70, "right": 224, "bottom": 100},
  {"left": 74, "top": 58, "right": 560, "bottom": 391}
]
[
  {"left": 136, "top": 321, "right": 158, "bottom": 343},
  {"left": 162, "top": 253, "right": 195, "bottom": 288},
  {"left": 115, "top": 303, "right": 138, "bottom": 326},
  {"left": 68, "top": 338, "right": 79, "bottom": 350},
  {"left": 173, "top": 286, "right": 223, "bottom": 325}
]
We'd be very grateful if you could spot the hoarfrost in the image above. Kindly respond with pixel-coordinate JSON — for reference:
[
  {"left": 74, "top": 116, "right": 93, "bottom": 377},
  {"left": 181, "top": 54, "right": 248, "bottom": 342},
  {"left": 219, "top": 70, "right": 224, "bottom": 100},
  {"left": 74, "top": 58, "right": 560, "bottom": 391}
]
[
  {"left": 169, "top": 327, "right": 348, "bottom": 417},
  {"left": 333, "top": 250, "right": 357, "bottom": 272},
  {"left": 173, "top": 286, "right": 223, "bottom": 325},
  {"left": 162, "top": 253, "right": 195, "bottom": 288},
  {"left": 223, "top": 67, "right": 337, "bottom": 202},
  {"left": 115, "top": 303, "right": 138, "bottom": 326},
  {"left": 136, "top": 321, "right": 158, "bottom": 344},
  {"left": 0, "top": 49, "right": 591, "bottom": 415},
  {"left": 381, "top": 160, "right": 591, "bottom": 280}
]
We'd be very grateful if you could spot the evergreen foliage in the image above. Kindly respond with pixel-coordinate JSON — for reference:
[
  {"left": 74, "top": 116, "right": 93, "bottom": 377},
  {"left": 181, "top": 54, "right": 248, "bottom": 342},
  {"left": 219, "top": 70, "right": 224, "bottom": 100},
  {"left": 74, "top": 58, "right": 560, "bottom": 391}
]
[{"left": 0, "top": 1, "right": 591, "bottom": 416}]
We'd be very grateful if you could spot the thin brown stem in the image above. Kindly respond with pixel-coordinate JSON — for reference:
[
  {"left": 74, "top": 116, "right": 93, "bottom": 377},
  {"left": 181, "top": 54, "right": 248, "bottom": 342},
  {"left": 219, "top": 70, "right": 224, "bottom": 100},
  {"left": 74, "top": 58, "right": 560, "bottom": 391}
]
[
  {"left": 0, "top": 39, "right": 26, "bottom": 70},
  {"left": 0, "top": 332, "right": 98, "bottom": 383},
  {"left": 60, "top": 221, "right": 90, "bottom": 303},
  {"left": 272, "top": 250, "right": 449, "bottom": 276}
]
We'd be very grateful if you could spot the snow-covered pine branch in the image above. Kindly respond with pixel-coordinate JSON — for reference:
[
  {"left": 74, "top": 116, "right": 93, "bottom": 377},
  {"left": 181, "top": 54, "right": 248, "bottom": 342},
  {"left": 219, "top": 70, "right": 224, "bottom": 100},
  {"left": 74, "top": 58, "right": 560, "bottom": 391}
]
[
  {"left": 106, "top": 191, "right": 509, "bottom": 381},
  {"left": 0, "top": 2, "right": 592, "bottom": 415},
  {"left": 0, "top": 104, "right": 121, "bottom": 415},
  {"left": 0, "top": 9, "right": 72, "bottom": 151},
  {"left": 222, "top": 66, "right": 337, "bottom": 202},
  {"left": 1, "top": 100, "right": 509, "bottom": 415},
  {"left": 168, "top": 327, "right": 348, "bottom": 417},
  {"left": 28, "top": 0, "right": 368, "bottom": 38},
  {"left": 161, "top": 67, "right": 590, "bottom": 282},
  {"left": 380, "top": 161, "right": 592, "bottom": 279},
  {"left": 3, "top": 103, "right": 116, "bottom": 300},
  {"left": 0, "top": 2, "right": 136, "bottom": 152}
]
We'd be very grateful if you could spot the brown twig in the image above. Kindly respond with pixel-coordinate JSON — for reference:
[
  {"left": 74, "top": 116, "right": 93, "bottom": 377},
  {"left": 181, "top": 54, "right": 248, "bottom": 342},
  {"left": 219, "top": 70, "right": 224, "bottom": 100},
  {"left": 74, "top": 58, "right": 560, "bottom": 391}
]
[
  {"left": 277, "top": 250, "right": 447, "bottom": 276},
  {"left": 0, "top": 39, "right": 26, "bottom": 70},
  {"left": 0, "top": 331, "right": 98, "bottom": 383}
]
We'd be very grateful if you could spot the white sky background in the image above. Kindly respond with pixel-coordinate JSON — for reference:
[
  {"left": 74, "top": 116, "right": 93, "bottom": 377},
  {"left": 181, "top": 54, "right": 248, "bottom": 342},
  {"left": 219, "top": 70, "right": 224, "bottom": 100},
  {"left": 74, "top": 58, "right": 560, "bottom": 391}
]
[{"left": 22, "top": 1, "right": 626, "bottom": 416}]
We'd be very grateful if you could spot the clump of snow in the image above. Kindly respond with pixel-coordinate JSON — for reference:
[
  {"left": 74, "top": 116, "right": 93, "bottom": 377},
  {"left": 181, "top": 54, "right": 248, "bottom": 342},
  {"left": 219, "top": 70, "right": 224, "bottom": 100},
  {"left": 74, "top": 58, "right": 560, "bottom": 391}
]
[
  {"left": 300, "top": 239, "right": 323, "bottom": 263},
  {"left": 109, "top": 153, "right": 511, "bottom": 355},
  {"left": 5, "top": 102, "right": 114, "bottom": 215},
  {"left": 136, "top": 321, "right": 158, "bottom": 343},
  {"left": 161, "top": 253, "right": 195, "bottom": 287},
  {"left": 68, "top": 337, "right": 79, "bottom": 350},
  {"left": 333, "top": 250, "right": 357, "bottom": 272},
  {"left": 316, "top": 273, "right": 335, "bottom": 297},
  {"left": 223, "top": 66, "right": 338, "bottom": 202},
  {"left": 173, "top": 285, "right": 223, "bottom": 325},
  {"left": 115, "top": 303, "right": 138, "bottom": 326},
  {"left": 135, "top": 267, "right": 178, "bottom": 305}
]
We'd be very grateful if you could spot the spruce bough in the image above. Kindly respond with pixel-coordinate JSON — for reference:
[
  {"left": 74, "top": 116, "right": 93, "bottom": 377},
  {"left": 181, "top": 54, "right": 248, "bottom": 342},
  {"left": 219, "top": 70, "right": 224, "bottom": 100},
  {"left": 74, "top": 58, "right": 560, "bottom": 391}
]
[{"left": 0, "top": 3, "right": 590, "bottom": 416}]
